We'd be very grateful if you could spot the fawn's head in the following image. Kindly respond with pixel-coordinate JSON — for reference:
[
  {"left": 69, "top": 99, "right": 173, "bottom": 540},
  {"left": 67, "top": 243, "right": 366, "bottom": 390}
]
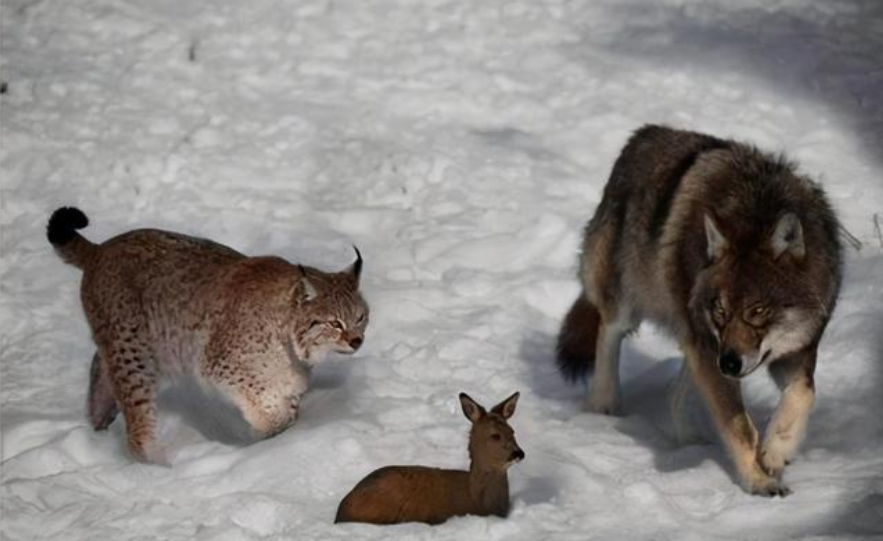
[{"left": 459, "top": 392, "right": 524, "bottom": 472}]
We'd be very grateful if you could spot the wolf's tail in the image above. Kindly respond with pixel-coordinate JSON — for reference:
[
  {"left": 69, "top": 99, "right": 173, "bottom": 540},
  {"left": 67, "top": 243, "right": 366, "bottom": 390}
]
[
  {"left": 556, "top": 293, "right": 600, "bottom": 381},
  {"left": 47, "top": 207, "right": 97, "bottom": 269}
]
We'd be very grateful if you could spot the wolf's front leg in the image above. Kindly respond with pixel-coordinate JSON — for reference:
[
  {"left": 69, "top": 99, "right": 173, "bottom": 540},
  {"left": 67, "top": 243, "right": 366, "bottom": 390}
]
[
  {"left": 761, "top": 349, "right": 816, "bottom": 479},
  {"left": 682, "top": 342, "right": 790, "bottom": 497}
]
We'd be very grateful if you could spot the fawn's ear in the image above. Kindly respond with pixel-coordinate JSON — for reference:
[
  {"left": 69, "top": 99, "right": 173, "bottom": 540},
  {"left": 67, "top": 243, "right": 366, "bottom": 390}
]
[
  {"left": 343, "top": 246, "right": 363, "bottom": 286},
  {"left": 490, "top": 391, "right": 520, "bottom": 419},
  {"left": 459, "top": 393, "right": 486, "bottom": 423}
]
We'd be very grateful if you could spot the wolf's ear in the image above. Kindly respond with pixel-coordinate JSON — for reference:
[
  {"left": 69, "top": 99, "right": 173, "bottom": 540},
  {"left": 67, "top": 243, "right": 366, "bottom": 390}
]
[
  {"left": 459, "top": 393, "right": 486, "bottom": 423},
  {"left": 771, "top": 213, "right": 805, "bottom": 260},
  {"left": 704, "top": 214, "right": 728, "bottom": 261},
  {"left": 296, "top": 265, "right": 318, "bottom": 302},
  {"left": 490, "top": 391, "right": 520, "bottom": 419},
  {"left": 344, "top": 246, "right": 362, "bottom": 286}
]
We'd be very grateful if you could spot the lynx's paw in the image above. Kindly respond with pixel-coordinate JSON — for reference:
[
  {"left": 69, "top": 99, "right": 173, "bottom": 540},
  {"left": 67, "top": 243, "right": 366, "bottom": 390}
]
[{"left": 130, "top": 441, "right": 171, "bottom": 466}]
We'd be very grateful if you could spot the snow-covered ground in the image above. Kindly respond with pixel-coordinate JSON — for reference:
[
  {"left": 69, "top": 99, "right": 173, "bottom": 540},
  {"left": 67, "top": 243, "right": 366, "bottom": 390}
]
[{"left": 2, "top": 0, "right": 882, "bottom": 539}]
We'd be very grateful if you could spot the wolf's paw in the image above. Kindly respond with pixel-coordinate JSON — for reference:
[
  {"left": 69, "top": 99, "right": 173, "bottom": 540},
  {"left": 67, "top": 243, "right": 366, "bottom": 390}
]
[
  {"left": 747, "top": 473, "right": 791, "bottom": 498},
  {"left": 586, "top": 394, "right": 622, "bottom": 416},
  {"left": 760, "top": 437, "right": 796, "bottom": 479},
  {"left": 760, "top": 447, "right": 787, "bottom": 479}
]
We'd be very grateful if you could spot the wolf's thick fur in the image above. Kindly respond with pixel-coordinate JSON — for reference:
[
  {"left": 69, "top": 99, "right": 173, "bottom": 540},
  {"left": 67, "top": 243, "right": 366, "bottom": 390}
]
[
  {"left": 557, "top": 125, "right": 842, "bottom": 496},
  {"left": 48, "top": 207, "right": 369, "bottom": 463}
]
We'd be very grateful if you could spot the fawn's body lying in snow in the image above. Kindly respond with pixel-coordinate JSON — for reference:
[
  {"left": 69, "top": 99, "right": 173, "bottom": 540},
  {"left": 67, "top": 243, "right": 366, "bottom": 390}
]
[{"left": 335, "top": 392, "right": 524, "bottom": 525}]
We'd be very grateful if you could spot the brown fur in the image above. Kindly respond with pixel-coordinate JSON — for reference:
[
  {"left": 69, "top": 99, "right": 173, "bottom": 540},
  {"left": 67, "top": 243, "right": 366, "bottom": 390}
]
[
  {"left": 335, "top": 392, "right": 523, "bottom": 525},
  {"left": 48, "top": 207, "right": 369, "bottom": 463},
  {"left": 556, "top": 125, "right": 842, "bottom": 496}
]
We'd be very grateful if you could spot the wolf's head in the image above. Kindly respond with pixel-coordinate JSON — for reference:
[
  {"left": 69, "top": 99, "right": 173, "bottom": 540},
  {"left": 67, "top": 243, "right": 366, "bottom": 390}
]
[{"left": 689, "top": 212, "right": 828, "bottom": 378}]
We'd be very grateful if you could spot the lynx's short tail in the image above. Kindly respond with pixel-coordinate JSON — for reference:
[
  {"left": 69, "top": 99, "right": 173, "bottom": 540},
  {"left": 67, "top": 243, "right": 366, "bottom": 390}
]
[
  {"left": 47, "top": 207, "right": 97, "bottom": 269},
  {"left": 556, "top": 293, "right": 600, "bottom": 381}
]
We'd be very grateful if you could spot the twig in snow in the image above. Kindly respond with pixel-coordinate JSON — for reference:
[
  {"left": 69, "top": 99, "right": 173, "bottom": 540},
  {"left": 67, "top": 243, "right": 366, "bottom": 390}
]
[
  {"left": 188, "top": 39, "right": 199, "bottom": 63},
  {"left": 874, "top": 213, "right": 883, "bottom": 250},
  {"left": 839, "top": 223, "right": 863, "bottom": 252}
]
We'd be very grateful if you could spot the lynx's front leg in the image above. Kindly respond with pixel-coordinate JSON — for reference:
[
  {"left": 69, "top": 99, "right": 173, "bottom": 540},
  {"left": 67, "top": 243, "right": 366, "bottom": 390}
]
[
  {"left": 204, "top": 341, "right": 308, "bottom": 440},
  {"left": 761, "top": 349, "right": 817, "bottom": 479},
  {"left": 682, "top": 342, "right": 789, "bottom": 496}
]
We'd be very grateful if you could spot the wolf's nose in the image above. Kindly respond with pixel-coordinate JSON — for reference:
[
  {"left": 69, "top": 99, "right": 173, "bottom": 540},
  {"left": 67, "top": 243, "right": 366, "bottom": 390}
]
[
  {"left": 349, "top": 337, "right": 363, "bottom": 350},
  {"left": 719, "top": 350, "right": 742, "bottom": 377}
]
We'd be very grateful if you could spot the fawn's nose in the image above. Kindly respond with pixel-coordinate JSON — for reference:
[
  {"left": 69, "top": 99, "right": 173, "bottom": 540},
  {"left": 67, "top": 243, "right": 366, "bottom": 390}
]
[
  {"left": 349, "top": 336, "right": 363, "bottom": 351},
  {"left": 719, "top": 349, "right": 742, "bottom": 377},
  {"left": 510, "top": 448, "right": 525, "bottom": 462}
]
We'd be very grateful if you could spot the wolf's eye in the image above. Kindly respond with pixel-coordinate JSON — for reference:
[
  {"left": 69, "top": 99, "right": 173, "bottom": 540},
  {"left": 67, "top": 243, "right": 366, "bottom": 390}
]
[{"left": 745, "top": 305, "right": 771, "bottom": 326}]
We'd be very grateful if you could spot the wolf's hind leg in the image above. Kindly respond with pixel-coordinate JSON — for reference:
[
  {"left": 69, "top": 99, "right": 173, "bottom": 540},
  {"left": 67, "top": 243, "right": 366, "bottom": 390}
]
[
  {"left": 682, "top": 342, "right": 789, "bottom": 497},
  {"left": 587, "top": 316, "right": 628, "bottom": 415},
  {"left": 761, "top": 349, "right": 816, "bottom": 479},
  {"left": 88, "top": 352, "right": 119, "bottom": 430}
]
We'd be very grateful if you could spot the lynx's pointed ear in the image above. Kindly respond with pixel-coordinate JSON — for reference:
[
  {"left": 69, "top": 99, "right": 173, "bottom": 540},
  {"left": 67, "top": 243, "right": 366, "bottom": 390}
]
[
  {"left": 344, "top": 245, "right": 363, "bottom": 285},
  {"left": 704, "top": 213, "right": 728, "bottom": 261},
  {"left": 459, "top": 393, "right": 486, "bottom": 423},
  {"left": 297, "top": 265, "right": 318, "bottom": 302},
  {"left": 771, "top": 213, "right": 805, "bottom": 260},
  {"left": 490, "top": 391, "right": 520, "bottom": 419}
]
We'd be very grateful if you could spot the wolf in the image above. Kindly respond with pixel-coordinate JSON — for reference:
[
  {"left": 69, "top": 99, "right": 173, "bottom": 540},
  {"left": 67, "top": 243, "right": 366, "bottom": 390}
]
[
  {"left": 556, "top": 125, "right": 843, "bottom": 496},
  {"left": 48, "top": 207, "right": 369, "bottom": 463}
]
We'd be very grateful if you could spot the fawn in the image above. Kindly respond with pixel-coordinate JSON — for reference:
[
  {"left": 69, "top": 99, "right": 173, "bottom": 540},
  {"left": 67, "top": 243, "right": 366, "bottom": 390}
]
[{"left": 335, "top": 392, "right": 524, "bottom": 525}]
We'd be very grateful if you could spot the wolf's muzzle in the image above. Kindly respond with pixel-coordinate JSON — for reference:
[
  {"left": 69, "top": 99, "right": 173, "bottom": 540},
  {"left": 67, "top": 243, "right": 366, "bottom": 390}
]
[{"left": 718, "top": 349, "right": 742, "bottom": 377}]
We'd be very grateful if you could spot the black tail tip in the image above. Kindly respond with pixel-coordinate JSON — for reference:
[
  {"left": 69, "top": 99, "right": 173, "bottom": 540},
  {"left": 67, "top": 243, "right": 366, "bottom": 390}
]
[{"left": 47, "top": 207, "right": 89, "bottom": 245}]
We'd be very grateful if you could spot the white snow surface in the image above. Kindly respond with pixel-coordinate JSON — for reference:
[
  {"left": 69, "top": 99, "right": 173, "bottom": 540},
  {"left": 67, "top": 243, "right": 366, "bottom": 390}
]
[{"left": 2, "top": 0, "right": 883, "bottom": 539}]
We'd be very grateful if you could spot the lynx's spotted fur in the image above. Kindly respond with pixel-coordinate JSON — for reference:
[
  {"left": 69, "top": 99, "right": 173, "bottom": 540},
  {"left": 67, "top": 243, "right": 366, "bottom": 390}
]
[{"left": 48, "top": 207, "right": 369, "bottom": 463}]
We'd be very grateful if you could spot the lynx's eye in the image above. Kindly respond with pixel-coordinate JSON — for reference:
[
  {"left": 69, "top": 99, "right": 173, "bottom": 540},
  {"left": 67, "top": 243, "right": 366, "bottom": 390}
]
[{"left": 331, "top": 320, "right": 345, "bottom": 330}]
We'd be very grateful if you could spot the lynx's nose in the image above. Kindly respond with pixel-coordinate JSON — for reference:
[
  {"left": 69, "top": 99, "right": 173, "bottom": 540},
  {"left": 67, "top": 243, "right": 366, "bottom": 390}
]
[
  {"left": 349, "top": 337, "right": 363, "bottom": 351},
  {"left": 719, "top": 349, "right": 742, "bottom": 377}
]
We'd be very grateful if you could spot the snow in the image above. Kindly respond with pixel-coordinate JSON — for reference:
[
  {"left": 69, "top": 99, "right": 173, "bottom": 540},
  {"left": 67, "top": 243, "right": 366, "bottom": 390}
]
[{"left": 2, "top": 0, "right": 883, "bottom": 539}]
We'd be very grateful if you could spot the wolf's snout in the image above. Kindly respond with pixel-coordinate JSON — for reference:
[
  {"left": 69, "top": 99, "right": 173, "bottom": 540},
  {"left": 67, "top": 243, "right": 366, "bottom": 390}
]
[
  {"left": 719, "top": 350, "right": 742, "bottom": 377},
  {"left": 349, "top": 337, "right": 363, "bottom": 351}
]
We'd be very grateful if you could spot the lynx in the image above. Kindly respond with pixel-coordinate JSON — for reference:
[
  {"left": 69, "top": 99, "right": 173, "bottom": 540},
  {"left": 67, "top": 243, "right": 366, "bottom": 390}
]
[{"left": 47, "top": 207, "right": 369, "bottom": 463}]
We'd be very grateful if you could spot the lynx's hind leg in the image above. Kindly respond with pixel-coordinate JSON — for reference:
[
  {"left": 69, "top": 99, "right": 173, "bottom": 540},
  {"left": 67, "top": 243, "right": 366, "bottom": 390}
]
[
  {"left": 88, "top": 352, "right": 119, "bottom": 430},
  {"left": 94, "top": 311, "right": 165, "bottom": 464}
]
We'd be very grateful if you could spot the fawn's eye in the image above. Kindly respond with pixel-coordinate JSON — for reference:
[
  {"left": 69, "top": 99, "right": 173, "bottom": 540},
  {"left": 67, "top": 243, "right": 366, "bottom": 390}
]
[{"left": 491, "top": 434, "right": 502, "bottom": 441}]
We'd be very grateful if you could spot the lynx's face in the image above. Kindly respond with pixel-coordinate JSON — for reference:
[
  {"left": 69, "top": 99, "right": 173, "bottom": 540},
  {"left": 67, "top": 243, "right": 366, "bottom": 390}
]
[{"left": 293, "top": 250, "right": 368, "bottom": 365}]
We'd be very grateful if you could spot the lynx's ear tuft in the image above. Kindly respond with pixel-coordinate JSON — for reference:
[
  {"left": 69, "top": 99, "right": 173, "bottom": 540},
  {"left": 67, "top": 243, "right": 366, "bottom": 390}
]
[
  {"left": 345, "top": 246, "right": 363, "bottom": 285},
  {"left": 771, "top": 213, "right": 805, "bottom": 260}
]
